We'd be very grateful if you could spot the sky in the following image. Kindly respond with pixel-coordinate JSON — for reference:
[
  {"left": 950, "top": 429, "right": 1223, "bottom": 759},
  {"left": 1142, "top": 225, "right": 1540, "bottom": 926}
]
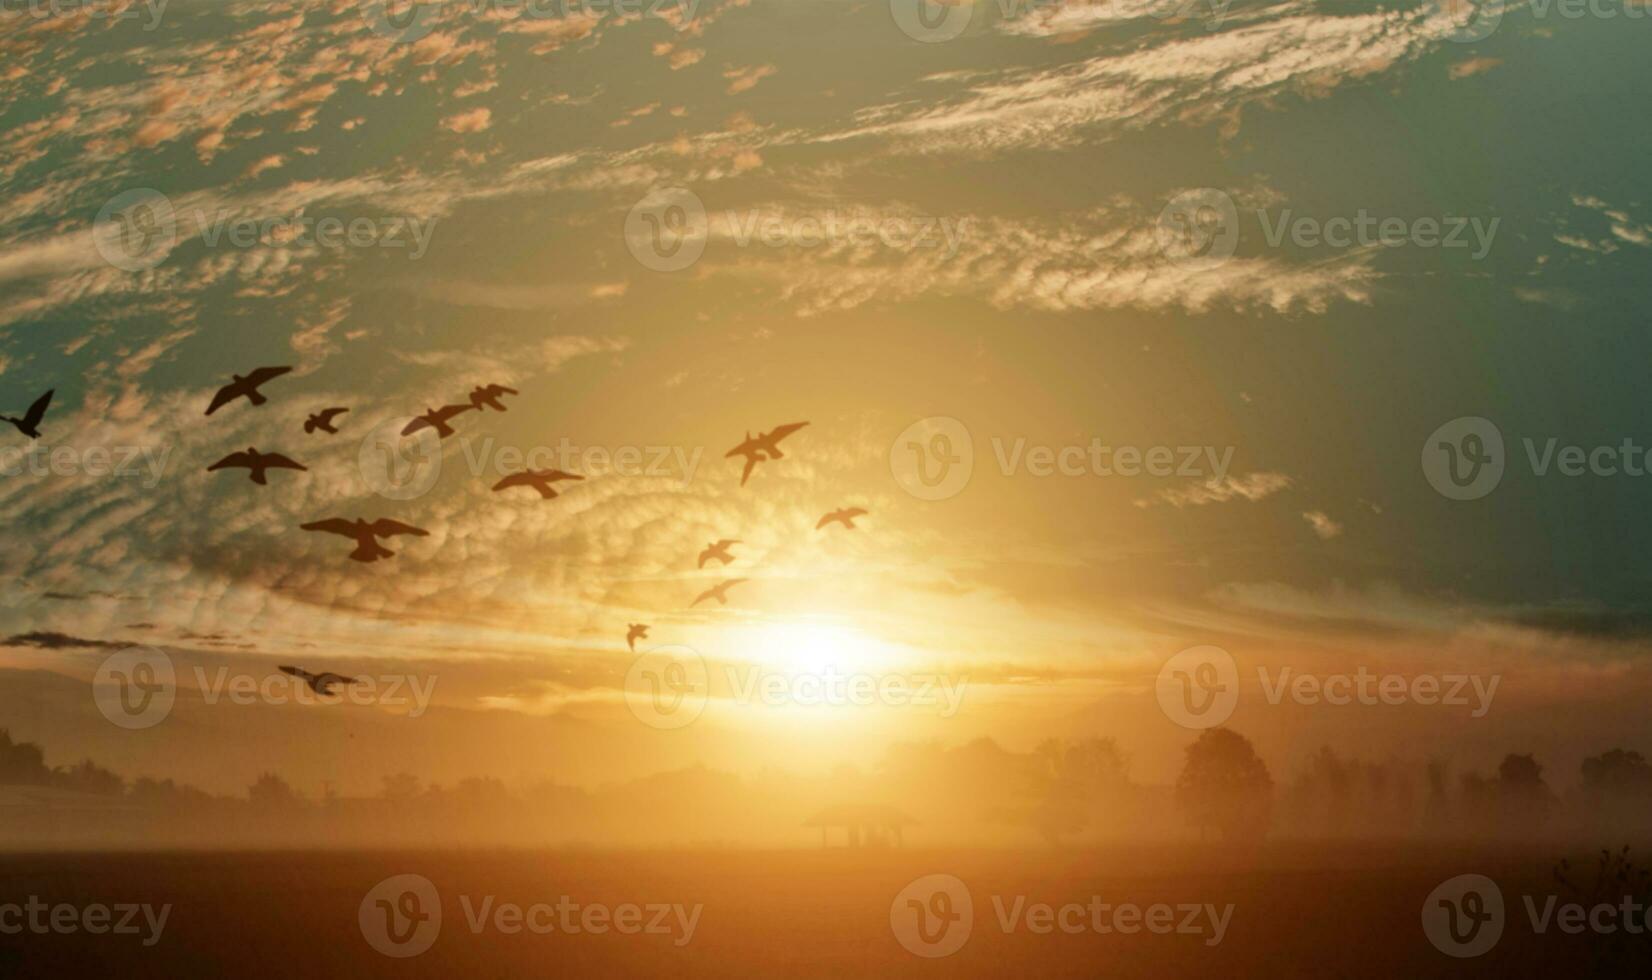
[{"left": 1, "top": 0, "right": 1651, "bottom": 796}]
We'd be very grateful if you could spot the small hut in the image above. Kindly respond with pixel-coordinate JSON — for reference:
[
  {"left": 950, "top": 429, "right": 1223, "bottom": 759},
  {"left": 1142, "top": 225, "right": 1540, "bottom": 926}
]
[{"left": 803, "top": 804, "right": 916, "bottom": 848}]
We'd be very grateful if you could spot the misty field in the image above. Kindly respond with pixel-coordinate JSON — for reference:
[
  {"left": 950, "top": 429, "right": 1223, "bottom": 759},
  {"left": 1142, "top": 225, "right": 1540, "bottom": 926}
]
[{"left": 0, "top": 844, "right": 1636, "bottom": 977}]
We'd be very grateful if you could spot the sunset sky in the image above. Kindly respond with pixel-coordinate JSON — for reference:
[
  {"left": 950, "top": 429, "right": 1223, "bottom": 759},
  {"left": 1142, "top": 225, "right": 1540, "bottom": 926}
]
[{"left": 1, "top": 0, "right": 1650, "bottom": 797}]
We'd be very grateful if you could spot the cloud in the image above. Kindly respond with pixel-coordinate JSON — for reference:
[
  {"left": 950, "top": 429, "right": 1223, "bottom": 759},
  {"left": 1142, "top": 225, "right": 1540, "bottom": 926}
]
[
  {"left": 3, "top": 631, "right": 123, "bottom": 650},
  {"left": 1301, "top": 510, "right": 1343, "bottom": 540},
  {"left": 1151, "top": 472, "right": 1293, "bottom": 508}
]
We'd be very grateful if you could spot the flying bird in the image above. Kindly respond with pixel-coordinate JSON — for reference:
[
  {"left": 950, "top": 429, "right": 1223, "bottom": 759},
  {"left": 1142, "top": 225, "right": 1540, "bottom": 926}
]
[
  {"left": 469, "top": 383, "right": 519, "bottom": 412},
  {"left": 725, "top": 421, "right": 809, "bottom": 486},
  {"left": 698, "top": 539, "right": 739, "bottom": 569},
  {"left": 205, "top": 366, "right": 292, "bottom": 416},
  {"left": 207, "top": 448, "right": 307, "bottom": 485},
  {"left": 300, "top": 517, "right": 429, "bottom": 563},
  {"left": 278, "top": 665, "right": 362, "bottom": 697},
  {"left": 626, "top": 623, "right": 649, "bottom": 652},
  {"left": 817, "top": 507, "right": 868, "bottom": 530},
  {"left": 403, "top": 404, "right": 475, "bottom": 438},
  {"left": 304, "top": 407, "right": 349, "bottom": 434},
  {"left": 491, "top": 469, "right": 584, "bottom": 499},
  {"left": 0, "top": 389, "right": 52, "bottom": 439},
  {"left": 691, "top": 578, "right": 747, "bottom": 608}
]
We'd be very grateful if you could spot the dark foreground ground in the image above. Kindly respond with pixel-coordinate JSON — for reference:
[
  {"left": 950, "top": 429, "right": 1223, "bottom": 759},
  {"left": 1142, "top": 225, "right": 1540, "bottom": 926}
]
[{"left": 0, "top": 843, "right": 1644, "bottom": 977}]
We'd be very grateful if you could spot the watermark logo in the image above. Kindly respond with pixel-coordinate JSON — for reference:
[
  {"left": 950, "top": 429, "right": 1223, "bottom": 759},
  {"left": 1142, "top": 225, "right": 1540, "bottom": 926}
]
[
  {"left": 890, "top": 416, "right": 974, "bottom": 501},
  {"left": 0, "top": 898, "right": 170, "bottom": 945},
  {"left": 1155, "top": 645, "right": 1238, "bottom": 729},
  {"left": 359, "top": 418, "right": 443, "bottom": 501},
  {"left": 360, "top": 874, "right": 442, "bottom": 958},
  {"left": 625, "top": 645, "right": 708, "bottom": 730},
  {"left": 92, "top": 646, "right": 176, "bottom": 730},
  {"left": 360, "top": 0, "right": 441, "bottom": 42},
  {"left": 1156, "top": 189, "right": 1239, "bottom": 270},
  {"left": 1421, "top": 416, "right": 1505, "bottom": 501},
  {"left": 890, "top": 0, "right": 973, "bottom": 41},
  {"left": 890, "top": 874, "right": 973, "bottom": 958},
  {"left": 625, "top": 187, "right": 708, "bottom": 272},
  {"left": 1422, "top": 874, "right": 1504, "bottom": 958},
  {"left": 93, "top": 189, "right": 176, "bottom": 272}
]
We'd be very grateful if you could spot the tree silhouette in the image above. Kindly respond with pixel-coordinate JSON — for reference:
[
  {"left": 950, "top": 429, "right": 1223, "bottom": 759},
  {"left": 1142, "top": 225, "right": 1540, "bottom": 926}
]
[{"left": 1174, "top": 728, "right": 1273, "bottom": 841}]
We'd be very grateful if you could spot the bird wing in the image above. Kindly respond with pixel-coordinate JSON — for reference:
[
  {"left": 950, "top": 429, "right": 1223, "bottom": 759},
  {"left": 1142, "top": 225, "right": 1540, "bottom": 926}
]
[
  {"left": 401, "top": 417, "right": 431, "bottom": 435},
  {"left": 21, "top": 390, "right": 52, "bottom": 428},
  {"left": 320, "top": 407, "right": 348, "bottom": 423},
  {"left": 815, "top": 513, "right": 834, "bottom": 529},
  {"left": 725, "top": 438, "right": 758, "bottom": 459},
  {"left": 245, "top": 366, "right": 293, "bottom": 387},
  {"left": 690, "top": 588, "right": 713, "bottom": 607},
  {"left": 697, "top": 547, "right": 713, "bottom": 568},
  {"left": 722, "top": 578, "right": 748, "bottom": 594},
  {"left": 208, "top": 451, "right": 257, "bottom": 471},
  {"left": 845, "top": 508, "right": 868, "bottom": 519},
  {"left": 544, "top": 470, "right": 583, "bottom": 482},
  {"left": 492, "top": 473, "right": 530, "bottom": 491},
  {"left": 261, "top": 453, "right": 307, "bottom": 471},
  {"left": 300, "top": 519, "right": 360, "bottom": 538},
  {"left": 205, "top": 384, "right": 239, "bottom": 416},
  {"left": 434, "top": 403, "right": 475, "bottom": 422},
  {"left": 278, "top": 666, "right": 309, "bottom": 681},
  {"left": 369, "top": 519, "right": 428, "bottom": 539},
  {"left": 494, "top": 385, "right": 519, "bottom": 396},
  {"left": 718, "top": 538, "right": 739, "bottom": 548},
  {"left": 766, "top": 421, "right": 809, "bottom": 444},
  {"left": 739, "top": 454, "right": 758, "bottom": 486}
]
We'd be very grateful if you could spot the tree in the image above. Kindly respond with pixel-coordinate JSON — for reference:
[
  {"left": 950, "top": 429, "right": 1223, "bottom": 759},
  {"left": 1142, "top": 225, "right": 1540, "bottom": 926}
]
[
  {"left": 1175, "top": 728, "right": 1273, "bottom": 841},
  {"left": 248, "top": 772, "right": 302, "bottom": 810}
]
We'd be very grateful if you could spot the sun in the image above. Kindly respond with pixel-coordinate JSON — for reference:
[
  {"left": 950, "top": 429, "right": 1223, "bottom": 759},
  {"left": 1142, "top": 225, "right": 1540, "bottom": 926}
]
[{"left": 728, "top": 619, "right": 888, "bottom": 677}]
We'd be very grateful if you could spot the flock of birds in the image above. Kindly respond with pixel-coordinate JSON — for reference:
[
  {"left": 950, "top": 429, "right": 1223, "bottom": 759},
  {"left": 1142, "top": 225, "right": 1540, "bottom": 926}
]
[{"left": 3, "top": 372, "right": 872, "bottom": 687}]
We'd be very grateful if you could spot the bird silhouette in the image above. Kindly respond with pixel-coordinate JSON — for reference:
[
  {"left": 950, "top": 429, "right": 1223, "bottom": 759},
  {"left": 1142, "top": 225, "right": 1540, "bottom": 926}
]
[
  {"left": 300, "top": 517, "right": 429, "bottom": 562},
  {"left": 403, "top": 404, "right": 475, "bottom": 438},
  {"left": 205, "top": 366, "right": 292, "bottom": 416},
  {"left": 304, "top": 407, "right": 349, "bottom": 434},
  {"left": 469, "top": 383, "right": 519, "bottom": 412},
  {"left": 691, "top": 578, "right": 747, "bottom": 608},
  {"left": 207, "top": 448, "right": 307, "bottom": 485},
  {"left": 0, "top": 389, "right": 53, "bottom": 439},
  {"left": 491, "top": 469, "right": 583, "bottom": 499},
  {"left": 698, "top": 539, "right": 739, "bottom": 569},
  {"left": 278, "top": 665, "right": 362, "bottom": 697},
  {"left": 817, "top": 507, "right": 867, "bottom": 530},
  {"left": 626, "top": 623, "right": 649, "bottom": 652},
  {"left": 725, "top": 421, "right": 809, "bottom": 486}
]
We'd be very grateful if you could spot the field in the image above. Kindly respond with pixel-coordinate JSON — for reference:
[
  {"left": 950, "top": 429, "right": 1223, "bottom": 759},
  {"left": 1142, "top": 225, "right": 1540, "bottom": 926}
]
[{"left": 0, "top": 844, "right": 1631, "bottom": 977}]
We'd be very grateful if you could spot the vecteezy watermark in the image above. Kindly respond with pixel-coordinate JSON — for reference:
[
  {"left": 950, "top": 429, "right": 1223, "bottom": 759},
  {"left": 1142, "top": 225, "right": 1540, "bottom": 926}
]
[
  {"left": 1156, "top": 189, "right": 1499, "bottom": 267},
  {"left": 92, "top": 189, "right": 437, "bottom": 272},
  {"left": 622, "top": 647, "right": 966, "bottom": 729},
  {"left": 888, "top": 0, "right": 1231, "bottom": 43},
  {"left": 359, "top": 0, "right": 702, "bottom": 44},
  {"left": 0, "top": 898, "right": 171, "bottom": 946},
  {"left": 358, "top": 421, "right": 706, "bottom": 501},
  {"left": 0, "top": 443, "right": 171, "bottom": 488},
  {"left": 0, "top": 0, "right": 168, "bottom": 30},
  {"left": 1423, "top": 871, "right": 1652, "bottom": 957},
  {"left": 1258, "top": 665, "right": 1498, "bottom": 718},
  {"left": 195, "top": 667, "right": 436, "bottom": 717},
  {"left": 890, "top": 874, "right": 1233, "bottom": 959},
  {"left": 889, "top": 415, "right": 1236, "bottom": 502},
  {"left": 726, "top": 665, "right": 968, "bottom": 717},
  {"left": 1433, "top": 0, "right": 1651, "bottom": 43},
  {"left": 1423, "top": 415, "right": 1652, "bottom": 501},
  {"left": 1422, "top": 874, "right": 1505, "bottom": 958},
  {"left": 1155, "top": 646, "right": 1499, "bottom": 730},
  {"left": 93, "top": 646, "right": 176, "bottom": 730},
  {"left": 1155, "top": 645, "right": 1239, "bottom": 729},
  {"left": 625, "top": 646, "right": 709, "bottom": 730},
  {"left": 623, "top": 187, "right": 970, "bottom": 272},
  {"left": 359, "top": 874, "right": 701, "bottom": 958}
]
